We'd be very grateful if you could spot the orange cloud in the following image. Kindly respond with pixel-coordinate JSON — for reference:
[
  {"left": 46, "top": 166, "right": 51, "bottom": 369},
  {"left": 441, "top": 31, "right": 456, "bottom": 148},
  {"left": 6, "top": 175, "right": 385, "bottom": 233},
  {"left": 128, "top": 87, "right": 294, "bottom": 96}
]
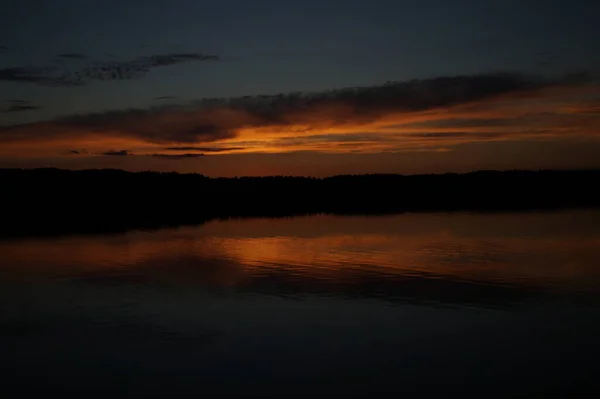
[{"left": 0, "top": 72, "right": 597, "bottom": 158}]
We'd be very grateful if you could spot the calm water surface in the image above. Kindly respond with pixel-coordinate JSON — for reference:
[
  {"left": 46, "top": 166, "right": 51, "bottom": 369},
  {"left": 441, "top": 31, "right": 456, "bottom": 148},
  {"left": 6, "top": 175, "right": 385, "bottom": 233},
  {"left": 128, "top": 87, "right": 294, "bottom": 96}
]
[{"left": 2, "top": 210, "right": 600, "bottom": 397}]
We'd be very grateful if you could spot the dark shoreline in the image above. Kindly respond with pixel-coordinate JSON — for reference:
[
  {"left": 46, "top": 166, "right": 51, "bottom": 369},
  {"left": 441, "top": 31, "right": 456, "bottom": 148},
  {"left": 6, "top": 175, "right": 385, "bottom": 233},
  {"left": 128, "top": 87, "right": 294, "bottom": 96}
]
[{"left": 2, "top": 168, "right": 600, "bottom": 239}]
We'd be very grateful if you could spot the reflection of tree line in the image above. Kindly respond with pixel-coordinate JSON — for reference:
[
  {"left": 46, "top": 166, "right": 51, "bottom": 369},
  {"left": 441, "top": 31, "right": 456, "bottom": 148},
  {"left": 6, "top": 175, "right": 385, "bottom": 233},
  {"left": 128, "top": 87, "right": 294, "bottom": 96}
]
[{"left": 2, "top": 168, "right": 599, "bottom": 238}]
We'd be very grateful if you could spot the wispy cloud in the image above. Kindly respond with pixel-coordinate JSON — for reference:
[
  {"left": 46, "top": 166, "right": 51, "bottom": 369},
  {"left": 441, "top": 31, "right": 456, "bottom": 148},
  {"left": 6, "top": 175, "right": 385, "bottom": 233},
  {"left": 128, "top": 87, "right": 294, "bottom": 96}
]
[
  {"left": 101, "top": 150, "right": 133, "bottom": 156},
  {"left": 71, "top": 149, "right": 206, "bottom": 159},
  {"left": 64, "top": 149, "right": 90, "bottom": 155},
  {"left": 0, "top": 52, "right": 218, "bottom": 87},
  {"left": 150, "top": 153, "right": 205, "bottom": 159},
  {"left": 0, "top": 65, "right": 64, "bottom": 86},
  {"left": 0, "top": 71, "right": 597, "bottom": 157},
  {"left": 1, "top": 100, "right": 41, "bottom": 113},
  {"left": 163, "top": 146, "right": 245, "bottom": 152},
  {"left": 153, "top": 96, "right": 177, "bottom": 100},
  {"left": 58, "top": 53, "right": 87, "bottom": 60}
]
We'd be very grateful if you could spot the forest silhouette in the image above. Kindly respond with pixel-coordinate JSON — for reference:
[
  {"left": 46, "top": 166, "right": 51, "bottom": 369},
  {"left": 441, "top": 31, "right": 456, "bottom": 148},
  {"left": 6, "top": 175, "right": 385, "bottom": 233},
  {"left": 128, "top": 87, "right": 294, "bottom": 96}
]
[{"left": 2, "top": 168, "right": 599, "bottom": 238}]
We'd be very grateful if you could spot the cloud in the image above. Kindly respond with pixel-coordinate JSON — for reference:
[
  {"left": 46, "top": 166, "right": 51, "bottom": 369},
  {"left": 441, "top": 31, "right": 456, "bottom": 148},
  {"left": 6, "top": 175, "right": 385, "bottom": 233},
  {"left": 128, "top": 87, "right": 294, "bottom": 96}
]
[
  {"left": 0, "top": 71, "right": 597, "bottom": 156},
  {"left": 249, "top": 130, "right": 513, "bottom": 153},
  {"left": 153, "top": 96, "right": 177, "bottom": 100},
  {"left": 407, "top": 132, "right": 507, "bottom": 139},
  {"left": 0, "top": 65, "right": 65, "bottom": 86},
  {"left": 0, "top": 52, "right": 218, "bottom": 87},
  {"left": 139, "top": 53, "right": 218, "bottom": 67},
  {"left": 561, "top": 100, "right": 600, "bottom": 115},
  {"left": 0, "top": 45, "right": 6, "bottom": 51},
  {"left": 39, "top": 108, "right": 238, "bottom": 143},
  {"left": 101, "top": 150, "right": 133, "bottom": 156},
  {"left": 2, "top": 104, "right": 41, "bottom": 113},
  {"left": 58, "top": 53, "right": 87, "bottom": 60},
  {"left": 65, "top": 149, "right": 88, "bottom": 155},
  {"left": 276, "top": 133, "right": 390, "bottom": 143},
  {"left": 163, "top": 146, "right": 245, "bottom": 152},
  {"left": 402, "top": 117, "right": 516, "bottom": 129},
  {"left": 64, "top": 53, "right": 218, "bottom": 85},
  {"left": 150, "top": 153, "right": 205, "bottom": 159},
  {"left": 1, "top": 100, "right": 41, "bottom": 113}
]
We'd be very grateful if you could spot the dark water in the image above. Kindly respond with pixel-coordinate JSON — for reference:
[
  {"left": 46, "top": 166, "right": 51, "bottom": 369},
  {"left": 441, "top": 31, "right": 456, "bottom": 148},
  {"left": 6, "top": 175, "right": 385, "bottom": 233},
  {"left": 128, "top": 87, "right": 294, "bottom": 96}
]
[{"left": 2, "top": 210, "right": 600, "bottom": 398}]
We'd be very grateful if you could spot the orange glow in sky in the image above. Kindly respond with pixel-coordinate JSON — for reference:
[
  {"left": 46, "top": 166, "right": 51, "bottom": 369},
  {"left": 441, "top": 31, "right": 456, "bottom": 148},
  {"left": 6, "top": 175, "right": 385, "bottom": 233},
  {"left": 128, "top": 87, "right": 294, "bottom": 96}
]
[{"left": 0, "top": 78, "right": 598, "bottom": 176}]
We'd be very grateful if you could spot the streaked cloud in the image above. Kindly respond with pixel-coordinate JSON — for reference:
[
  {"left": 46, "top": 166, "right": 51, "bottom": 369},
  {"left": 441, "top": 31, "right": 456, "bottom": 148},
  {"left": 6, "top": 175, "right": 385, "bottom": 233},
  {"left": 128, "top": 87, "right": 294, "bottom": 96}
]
[
  {"left": 153, "top": 96, "right": 177, "bottom": 101},
  {"left": 0, "top": 52, "right": 218, "bottom": 87},
  {"left": 163, "top": 146, "right": 245, "bottom": 152},
  {"left": 150, "top": 153, "right": 205, "bottom": 159},
  {"left": 1, "top": 100, "right": 41, "bottom": 113},
  {"left": 68, "top": 149, "right": 89, "bottom": 155},
  {"left": 58, "top": 53, "right": 87, "bottom": 60},
  {"left": 101, "top": 150, "right": 133, "bottom": 156},
  {"left": 0, "top": 71, "right": 597, "bottom": 158},
  {"left": 0, "top": 65, "right": 63, "bottom": 86}
]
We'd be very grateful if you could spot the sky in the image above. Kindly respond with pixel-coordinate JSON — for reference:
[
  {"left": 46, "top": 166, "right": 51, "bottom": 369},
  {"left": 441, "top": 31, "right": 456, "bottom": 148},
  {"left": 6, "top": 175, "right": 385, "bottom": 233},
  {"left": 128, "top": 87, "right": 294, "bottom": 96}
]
[{"left": 1, "top": 0, "right": 599, "bottom": 176}]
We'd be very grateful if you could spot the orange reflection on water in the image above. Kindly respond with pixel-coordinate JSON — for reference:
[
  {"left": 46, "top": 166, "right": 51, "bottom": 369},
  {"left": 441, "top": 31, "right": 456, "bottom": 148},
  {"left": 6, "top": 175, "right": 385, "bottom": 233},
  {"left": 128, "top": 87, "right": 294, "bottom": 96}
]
[
  {"left": 214, "top": 231, "right": 600, "bottom": 290},
  {"left": 1, "top": 211, "right": 600, "bottom": 294}
]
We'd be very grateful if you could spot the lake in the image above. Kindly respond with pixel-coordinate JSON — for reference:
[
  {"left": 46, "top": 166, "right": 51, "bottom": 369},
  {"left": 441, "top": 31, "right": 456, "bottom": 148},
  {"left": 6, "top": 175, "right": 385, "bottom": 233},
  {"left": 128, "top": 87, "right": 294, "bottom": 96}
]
[{"left": 1, "top": 210, "right": 600, "bottom": 397}]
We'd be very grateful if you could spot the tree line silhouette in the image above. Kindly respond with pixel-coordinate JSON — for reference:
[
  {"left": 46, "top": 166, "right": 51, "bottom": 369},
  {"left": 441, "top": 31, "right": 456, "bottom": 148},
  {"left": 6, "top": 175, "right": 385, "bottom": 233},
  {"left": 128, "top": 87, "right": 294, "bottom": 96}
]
[{"left": 2, "top": 168, "right": 599, "bottom": 238}]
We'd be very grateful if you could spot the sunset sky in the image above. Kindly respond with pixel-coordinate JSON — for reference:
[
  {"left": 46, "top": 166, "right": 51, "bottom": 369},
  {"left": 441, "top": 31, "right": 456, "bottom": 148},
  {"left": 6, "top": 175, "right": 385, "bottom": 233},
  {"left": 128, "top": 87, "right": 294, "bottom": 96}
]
[{"left": 1, "top": 0, "right": 599, "bottom": 176}]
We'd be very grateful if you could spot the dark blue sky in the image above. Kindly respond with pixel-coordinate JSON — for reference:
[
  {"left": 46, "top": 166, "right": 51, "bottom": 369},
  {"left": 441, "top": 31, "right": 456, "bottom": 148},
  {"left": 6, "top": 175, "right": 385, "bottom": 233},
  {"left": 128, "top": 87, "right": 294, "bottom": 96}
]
[
  {"left": 1, "top": 0, "right": 599, "bottom": 175},
  {"left": 2, "top": 0, "right": 598, "bottom": 120}
]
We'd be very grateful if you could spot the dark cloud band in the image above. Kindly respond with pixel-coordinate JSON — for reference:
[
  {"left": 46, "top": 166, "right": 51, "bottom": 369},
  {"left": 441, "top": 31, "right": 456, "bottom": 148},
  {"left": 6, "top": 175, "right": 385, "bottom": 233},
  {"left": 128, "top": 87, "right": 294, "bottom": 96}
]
[
  {"left": 101, "top": 150, "right": 133, "bottom": 156},
  {"left": 150, "top": 153, "right": 205, "bottom": 159},
  {"left": 163, "top": 146, "right": 245, "bottom": 152},
  {"left": 0, "top": 71, "right": 595, "bottom": 148}
]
